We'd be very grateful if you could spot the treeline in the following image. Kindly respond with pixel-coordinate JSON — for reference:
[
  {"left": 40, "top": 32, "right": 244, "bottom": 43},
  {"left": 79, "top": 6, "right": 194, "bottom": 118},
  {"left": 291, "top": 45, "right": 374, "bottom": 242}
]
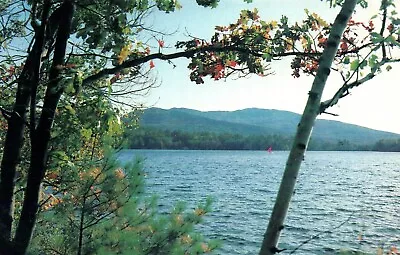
[
  {"left": 124, "top": 127, "right": 385, "bottom": 151},
  {"left": 372, "top": 139, "right": 400, "bottom": 152},
  {"left": 124, "top": 127, "right": 292, "bottom": 150}
]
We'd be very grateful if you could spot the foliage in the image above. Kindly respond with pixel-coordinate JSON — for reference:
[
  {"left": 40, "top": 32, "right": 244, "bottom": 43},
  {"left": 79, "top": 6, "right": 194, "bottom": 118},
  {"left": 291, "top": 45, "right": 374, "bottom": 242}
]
[
  {"left": 0, "top": 74, "right": 218, "bottom": 254},
  {"left": 338, "top": 245, "right": 400, "bottom": 255},
  {"left": 0, "top": 0, "right": 230, "bottom": 253},
  {"left": 135, "top": 107, "right": 400, "bottom": 147},
  {"left": 372, "top": 138, "right": 400, "bottom": 151},
  {"left": 29, "top": 151, "right": 219, "bottom": 255},
  {"left": 125, "top": 127, "right": 292, "bottom": 150},
  {"left": 123, "top": 126, "right": 378, "bottom": 151},
  {"left": 177, "top": 5, "right": 382, "bottom": 84}
]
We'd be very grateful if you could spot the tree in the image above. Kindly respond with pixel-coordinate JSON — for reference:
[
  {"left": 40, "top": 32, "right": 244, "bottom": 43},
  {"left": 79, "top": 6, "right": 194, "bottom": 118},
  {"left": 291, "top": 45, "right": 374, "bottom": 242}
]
[
  {"left": 258, "top": 0, "right": 400, "bottom": 254},
  {"left": 0, "top": 0, "right": 246, "bottom": 253},
  {"left": 259, "top": 1, "right": 357, "bottom": 254}
]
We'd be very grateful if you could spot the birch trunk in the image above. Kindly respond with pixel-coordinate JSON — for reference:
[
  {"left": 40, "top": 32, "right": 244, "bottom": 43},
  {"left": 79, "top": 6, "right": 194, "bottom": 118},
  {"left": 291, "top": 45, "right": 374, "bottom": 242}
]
[{"left": 258, "top": 1, "right": 357, "bottom": 254}]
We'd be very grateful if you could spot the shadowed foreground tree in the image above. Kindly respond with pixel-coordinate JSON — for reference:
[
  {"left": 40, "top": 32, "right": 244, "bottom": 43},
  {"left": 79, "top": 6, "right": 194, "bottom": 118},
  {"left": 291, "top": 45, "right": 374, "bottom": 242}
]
[{"left": 0, "top": 0, "right": 257, "bottom": 253}]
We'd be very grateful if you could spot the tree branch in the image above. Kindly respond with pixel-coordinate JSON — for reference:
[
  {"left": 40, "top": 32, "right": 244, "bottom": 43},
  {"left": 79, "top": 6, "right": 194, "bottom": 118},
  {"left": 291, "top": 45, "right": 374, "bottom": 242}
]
[
  {"left": 320, "top": 57, "right": 400, "bottom": 113},
  {"left": 82, "top": 42, "right": 371, "bottom": 87}
]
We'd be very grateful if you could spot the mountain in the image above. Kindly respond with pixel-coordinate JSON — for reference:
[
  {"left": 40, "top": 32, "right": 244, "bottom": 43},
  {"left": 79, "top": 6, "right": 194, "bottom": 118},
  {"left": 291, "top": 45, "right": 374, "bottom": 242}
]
[{"left": 137, "top": 107, "right": 400, "bottom": 145}]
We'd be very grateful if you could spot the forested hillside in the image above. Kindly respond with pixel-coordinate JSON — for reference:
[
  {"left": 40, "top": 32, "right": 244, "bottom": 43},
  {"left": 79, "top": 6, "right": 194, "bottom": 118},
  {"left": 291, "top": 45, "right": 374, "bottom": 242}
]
[
  {"left": 124, "top": 127, "right": 375, "bottom": 151},
  {"left": 123, "top": 108, "right": 400, "bottom": 151}
]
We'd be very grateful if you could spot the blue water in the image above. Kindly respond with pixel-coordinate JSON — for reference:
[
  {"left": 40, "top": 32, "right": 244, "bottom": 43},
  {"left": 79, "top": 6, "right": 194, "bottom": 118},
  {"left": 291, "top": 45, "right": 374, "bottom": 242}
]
[{"left": 118, "top": 150, "right": 400, "bottom": 254}]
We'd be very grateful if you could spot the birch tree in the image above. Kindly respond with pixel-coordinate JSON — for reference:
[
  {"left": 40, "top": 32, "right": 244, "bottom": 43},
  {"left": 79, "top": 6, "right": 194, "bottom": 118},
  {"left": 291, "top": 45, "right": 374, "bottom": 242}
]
[
  {"left": 259, "top": 1, "right": 357, "bottom": 253},
  {"left": 258, "top": 0, "right": 400, "bottom": 253}
]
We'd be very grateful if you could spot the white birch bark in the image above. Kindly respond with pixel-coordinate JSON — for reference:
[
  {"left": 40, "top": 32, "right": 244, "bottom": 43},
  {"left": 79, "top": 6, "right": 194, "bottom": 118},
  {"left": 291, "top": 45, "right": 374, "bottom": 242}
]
[{"left": 258, "top": 1, "right": 357, "bottom": 254}]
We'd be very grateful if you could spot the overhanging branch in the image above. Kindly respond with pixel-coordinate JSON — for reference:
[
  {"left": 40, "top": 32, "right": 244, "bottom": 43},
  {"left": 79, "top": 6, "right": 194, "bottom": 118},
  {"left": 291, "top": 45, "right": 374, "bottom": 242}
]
[
  {"left": 81, "top": 42, "right": 372, "bottom": 87},
  {"left": 81, "top": 46, "right": 325, "bottom": 86},
  {"left": 320, "top": 57, "right": 400, "bottom": 113}
]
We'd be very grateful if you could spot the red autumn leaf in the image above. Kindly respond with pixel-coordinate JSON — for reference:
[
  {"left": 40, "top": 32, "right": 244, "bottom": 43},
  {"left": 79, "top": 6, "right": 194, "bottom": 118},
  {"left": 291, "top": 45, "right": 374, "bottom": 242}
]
[
  {"left": 110, "top": 72, "right": 121, "bottom": 84},
  {"left": 212, "top": 63, "right": 225, "bottom": 80},
  {"left": 7, "top": 66, "right": 15, "bottom": 75},
  {"left": 340, "top": 42, "right": 348, "bottom": 51},
  {"left": 150, "top": 60, "right": 155, "bottom": 69},
  {"left": 387, "top": 23, "right": 394, "bottom": 32},
  {"left": 158, "top": 40, "right": 164, "bottom": 48},
  {"left": 47, "top": 172, "right": 58, "bottom": 180},
  {"left": 65, "top": 63, "right": 76, "bottom": 69},
  {"left": 110, "top": 76, "right": 117, "bottom": 84},
  {"left": 227, "top": 60, "right": 238, "bottom": 67},
  {"left": 369, "top": 20, "right": 374, "bottom": 30},
  {"left": 215, "top": 63, "right": 224, "bottom": 72},
  {"left": 317, "top": 37, "right": 327, "bottom": 47},
  {"left": 362, "top": 20, "right": 374, "bottom": 32}
]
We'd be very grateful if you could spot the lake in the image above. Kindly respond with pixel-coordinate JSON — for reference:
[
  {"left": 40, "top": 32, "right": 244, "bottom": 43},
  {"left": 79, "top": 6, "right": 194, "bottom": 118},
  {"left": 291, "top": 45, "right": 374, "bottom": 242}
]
[{"left": 117, "top": 150, "right": 400, "bottom": 254}]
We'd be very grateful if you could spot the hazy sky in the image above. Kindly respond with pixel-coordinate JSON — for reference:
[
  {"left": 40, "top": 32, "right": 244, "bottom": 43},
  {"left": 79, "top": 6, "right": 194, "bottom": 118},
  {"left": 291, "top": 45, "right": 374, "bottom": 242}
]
[{"left": 138, "top": 0, "right": 400, "bottom": 134}]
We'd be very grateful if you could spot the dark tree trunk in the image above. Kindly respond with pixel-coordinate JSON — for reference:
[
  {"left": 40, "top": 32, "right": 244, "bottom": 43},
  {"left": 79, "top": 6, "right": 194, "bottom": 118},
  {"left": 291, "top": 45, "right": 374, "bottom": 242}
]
[
  {"left": 13, "top": 1, "right": 75, "bottom": 254},
  {"left": 0, "top": 1, "right": 51, "bottom": 252}
]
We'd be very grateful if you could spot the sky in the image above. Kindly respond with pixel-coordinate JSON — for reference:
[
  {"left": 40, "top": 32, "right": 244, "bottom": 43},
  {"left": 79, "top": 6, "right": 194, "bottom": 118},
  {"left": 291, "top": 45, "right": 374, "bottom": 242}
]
[{"left": 135, "top": 0, "right": 400, "bottom": 134}]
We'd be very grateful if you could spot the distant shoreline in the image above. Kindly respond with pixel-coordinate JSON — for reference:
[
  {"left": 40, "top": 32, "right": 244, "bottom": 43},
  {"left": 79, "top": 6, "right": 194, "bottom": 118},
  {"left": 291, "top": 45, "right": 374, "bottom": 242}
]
[{"left": 124, "top": 148, "right": 400, "bottom": 152}]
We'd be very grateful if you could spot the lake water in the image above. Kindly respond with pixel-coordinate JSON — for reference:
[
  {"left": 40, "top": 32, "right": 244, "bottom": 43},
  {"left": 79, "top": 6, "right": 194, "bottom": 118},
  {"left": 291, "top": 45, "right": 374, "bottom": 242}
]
[{"left": 118, "top": 150, "right": 400, "bottom": 254}]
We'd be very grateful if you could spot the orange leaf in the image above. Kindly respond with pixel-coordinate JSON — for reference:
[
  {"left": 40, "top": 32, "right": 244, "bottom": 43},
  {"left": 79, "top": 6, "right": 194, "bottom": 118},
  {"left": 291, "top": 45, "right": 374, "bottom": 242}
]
[
  {"left": 114, "top": 168, "right": 125, "bottom": 179},
  {"left": 226, "top": 60, "right": 237, "bottom": 67},
  {"left": 194, "top": 208, "right": 205, "bottom": 216},
  {"left": 117, "top": 43, "right": 132, "bottom": 65},
  {"left": 150, "top": 60, "right": 155, "bottom": 69},
  {"left": 201, "top": 243, "right": 211, "bottom": 252},
  {"left": 47, "top": 172, "right": 58, "bottom": 180},
  {"left": 285, "top": 38, "right": 293, "bottom": 51}
]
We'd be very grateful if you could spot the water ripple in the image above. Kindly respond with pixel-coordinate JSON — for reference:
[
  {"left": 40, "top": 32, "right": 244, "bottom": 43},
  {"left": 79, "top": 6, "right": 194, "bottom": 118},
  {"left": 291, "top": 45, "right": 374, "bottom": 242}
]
[{"left": 118, "top": 150, "right": 400, "bottom": 254}]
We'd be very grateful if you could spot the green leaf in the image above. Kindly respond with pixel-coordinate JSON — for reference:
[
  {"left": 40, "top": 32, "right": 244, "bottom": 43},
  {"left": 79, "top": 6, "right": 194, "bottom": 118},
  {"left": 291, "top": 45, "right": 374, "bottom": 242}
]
[
  {"left": 368, "top": 54, "right": 378, "bottom": 68},
  {"left": 386, "top": 65, "right": 392, "bottom": 71},
  {"left": 65, "top": 105, "right": 76, "bottom": 115},
  {"left": 359, "top": 0, "right": 368, "bottom": 8},
  {"left": 80, "top": 128, "right": 93, "bottom": 140},
  {"left": 350, "top": 59, "right": 359, "bottom": 71},
  {"left": 343, "top": 56, "right": 350, "bottom": 64},
  {"left": 359, "top": 60, "right": 367, "bottom": 69},
  {"left": 65, "top": 83, "right": 75, "bottom": 94},
  {"left": 262, "top": 53, "right": 272, "bottom": 62},
  {"left": 385, "top": 35, "right": 397, "bottom": 44},
  {"left": 370, "top": 32, "right": 384, "bottom": 44}
]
